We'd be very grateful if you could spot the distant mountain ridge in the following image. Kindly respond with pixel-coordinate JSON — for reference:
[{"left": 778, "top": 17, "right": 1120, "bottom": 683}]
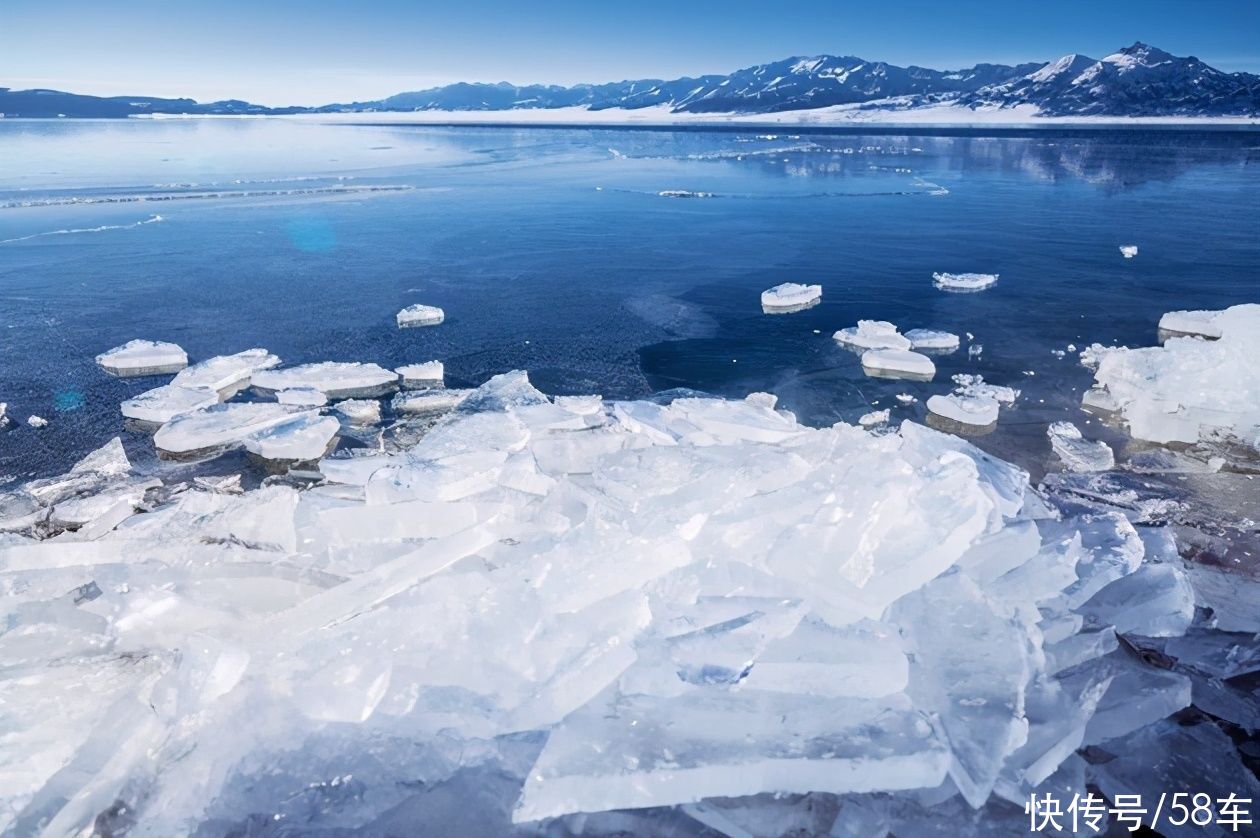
[{"left": 4, "top": 43, "right": 1258, "bottom": 119}]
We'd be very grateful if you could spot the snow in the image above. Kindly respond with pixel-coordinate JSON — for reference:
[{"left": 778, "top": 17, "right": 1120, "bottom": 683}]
[
  {"left": 396, "top": 361, "right": 445, "bottom": 388},
  {"left": 904, "top": 328, "right": 960, "bottom": 351},
  {"left": 396, "top": 303, "right": 445, "bottom": 328},
  {"left": 1047, "top": 421, "right": 1115, "bottom": 472},
  {"left": 760, "top": 282, "right": 821, "bottom": 311},
  {"left": 1087, "top": 304, "right": 1260, "bottom": 443},
  {"left": 0, "top": 365, "right": 1246, "bottom": 832},
  {"left": 171, "top": 348, "right": 280, "bottom": 392},
  {"left": 252, "top": 362, "right": 398, "bottom": 399},
  {"left": 120, "top": 384, "right": 218, "bottom": 424},
  {"left": 926, "top": 393, "right": 1000, "bottom": 427},
  {"left": 932, "top": 272, "right": 998, "bottom": 292},
  {"left": 1119, "top": 244, "right": 1138, "bottom": 259},
  {"left": 1158, "top": 309, "right": 1223, "bottom": 339},
  {"left": 95, "top": 339, "right": 188, "bottom": 376},
  {"left": 860, "top": 348, "right": 936, "bottom": 379},
  {"left": 833, "top": 320, "right": 911, "bottom": 350}
]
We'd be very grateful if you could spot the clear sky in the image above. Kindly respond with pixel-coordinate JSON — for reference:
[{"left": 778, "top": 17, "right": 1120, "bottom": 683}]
[{"left": 3, "top": 0, "right": 1258, "bottom": 106}]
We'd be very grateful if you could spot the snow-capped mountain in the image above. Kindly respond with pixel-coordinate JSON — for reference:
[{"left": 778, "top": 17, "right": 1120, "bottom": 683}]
[{"left": 3, "top": 43, "right": 1257, "bottom": 118}]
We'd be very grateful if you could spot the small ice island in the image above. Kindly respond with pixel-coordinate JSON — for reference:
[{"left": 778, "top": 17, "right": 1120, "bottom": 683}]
[
  {"left": 932, "top": 272, "right": 998, "bottom": 292},
  {"left": 95, "top": 339, "right": 188, "bottom": 377},
  {"left": 760, "top": 282, "right": 822, "bottom": 313},
  {"left": 396, "top": 303, "right": 445, "bottom": 328}
]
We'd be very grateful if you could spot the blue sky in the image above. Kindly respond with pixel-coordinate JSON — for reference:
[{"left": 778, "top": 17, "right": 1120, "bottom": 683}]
[{"left": 3, "top": 0, "right": 1258, "bottom": 105}]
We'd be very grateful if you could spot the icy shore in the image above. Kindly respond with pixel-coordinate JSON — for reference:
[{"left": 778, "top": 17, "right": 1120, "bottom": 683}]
[{"left": 1, "top": 361, "right": 1240, "bottom": 835}]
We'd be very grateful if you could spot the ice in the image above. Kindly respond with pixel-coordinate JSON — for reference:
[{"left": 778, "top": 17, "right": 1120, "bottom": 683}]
[
  {"left": 252, "top": 362, "right": 399, "bottom": 399},
  {"left": 397, "top": 360, "right": 445, "bottom": 388},
  {"left": 1046, "top": 421, "right": 1115, "bottom": 472},
  {"left": 396, "top": 303, "right": 445, "bottom": 328},
  {"left": 1158, "top": 308, "right": 1223, "bottom": 339},
  {"left": 153, "top": 403, "right": 307, "bottom": 457},
  {"left": 171, "top": 348, "right": 280, "bottom": 391},
  {"left": 276, "top": 386, "right": 327, "bottom": 406},
  {"left": 760, "top": 282, "right": 821, "bottom": 312},
  {"left": 95, "top": 339, "right": 188, "bottom": 376},
  {"left": 120, "top": 383, "right": 218, "bottom": 424},
  {"left": 833, "top": 320, "right": 911, "bottom": 350},
  {"left": 335, "top": 399, "right": 382, "bottom": 424},
  {"left": 1119, "top": 244, "right": 1138, "bottom": 258},
  {"left": 926, "top": 394, "right": 999, "bottom": 428},
  {"left": 904, "top": 328, "right": 960, "bottom": 351},
  {"left": 26, "top": 415, "right": 48, "bottom": 428},
  {"left": 1087, "top": 304, "right": 1260, "bottom": 443},
  {"left": 1078, "top": 563, "right": 1194, "bottom": 638},
  {"left": 860, "top": 349, "right": 935, "bottom": 380},
  {"left": 858, "top": 409, "right": 890, "bottom": 427},
  {"left": 242, "top": 413, "right": 340, "bottom": 463},
  {"left": 392, "top": 388, "right": 473, "bottom": 415},
  {"left": 951, "top": 374, "right": 1018, "bottom": 404},
  {"left": 932, "top": 272, "right": 997, "bottom": 292}
]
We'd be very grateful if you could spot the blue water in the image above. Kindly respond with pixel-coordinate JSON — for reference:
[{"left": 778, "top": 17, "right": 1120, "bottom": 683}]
[{"left": 1, "top": 119, "right": 1257, "bottom": 480}]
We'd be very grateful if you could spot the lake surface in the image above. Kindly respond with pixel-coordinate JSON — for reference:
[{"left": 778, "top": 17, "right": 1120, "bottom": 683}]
[{"left": 1, "top": 118, "right": 1258, "bottom": 481}]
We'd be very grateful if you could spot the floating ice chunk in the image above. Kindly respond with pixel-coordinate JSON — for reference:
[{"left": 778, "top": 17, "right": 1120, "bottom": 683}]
[
  {"left": 1046, "top": 421, "right": 1114, "bottom": 472},
  {"left": 120, "top": 384, "right": 218, "bottom": 424},
  {"left": 895, "top": 393, "right": 916, "bottom": 405},
  {"left": 391, "top": 388, "right": 473, "bottom": 415},
  {"left": 932, "top": 272, "right": 997, "bottom": 292},
  {"left": 760, "top": 282, "right": 821, "bottom": 312},
  {"left": 154, "top": 403, "right": 305, "bottom": 457},
  {"left": 26, "top": 415, "right": 48, "bottom": 428},
  {"left": 860, "top": 349, "right": 935, "bottom": 380},
  {"left": 334, "top": 399, "right": 381, "bottom": 425},
  {"left": 396, "top": 361, "right": 444, "bottom": 388},
  {"left": 276, "top": 387, "right": 327, "bottom": 406},
  {"left": 1088, "top": 304, "right": 1260, "bottom": 443},
  {"left": 951, "top": 374, "right": 1018, "bottom": 404},
  {"left": 396, "top": 303, "right": 445, "bottom": 328},
  {"left": 926, "top": 394, "right": 999, "bottom": 428},
  {"left": 242, "top": 412, "right": 339, "bottom": 463},
  {"left": 1157, "top": 308, "right": 1222, "bottom": 339},
  {"left": 858, "top": 409, "right": 890, "bottom": 427},
  {"left": 50, "top": 480, "right": 158, "bottom": 531},
  {"left": 72, "top": 437, "right": 131, "bottom": 477},
  {"left": 904, "top": 329, "right": 960, "bottom": 351},
  {"left": 171, "top": 348, "right": 280, "bottom": 391},
  {"left": 514, "top": 691, "right": 946, "bottom": 823},
  {"left": 1078, "top": 343, "right": 1120, "bottom": 369},
  {"left": 95, "top": 339, "right": 188, "bottom": 376},
  {"left": 253, "top": 362, "right": 398, "bottom": 399},
  {"left": 834, "top": 320, "right": 911, "bottom": 350},
  {"left": 1079, "top": 563, "right": 1194, "bottom": 638},
  {"left": 658, "top": 189, "right": 714, "bottom": 198},
  {"left": 1119, "top": 244, "right": 1138, "bottom": 258}
]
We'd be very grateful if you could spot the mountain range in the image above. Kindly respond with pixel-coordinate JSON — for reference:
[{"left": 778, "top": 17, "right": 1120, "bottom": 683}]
[{"left": 3, "top": 43, "right": 1258, "bottom": 119}]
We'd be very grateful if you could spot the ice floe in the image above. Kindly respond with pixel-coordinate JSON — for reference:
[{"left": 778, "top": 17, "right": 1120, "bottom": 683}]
[
  {"left": 25, "top": 415, "right": 48, "bottom": 429},
  {"left": 1086, "top": 304, "right": 1260, "bottom": 444},
  {"left": 904, "top": 328, "right": 960, "bottom": 351},
  {"left": 252, "top": 362, "right": 398, "bottom": 399},
  {"left": 171, "top": 348, "right": 280, "bottom": 392},
  {"left": 952, "top": 373, "right": 1019, "bottom": 405},
  {"left": 932, "top": 272, "right": 998, "bottom": 292},
  {"left": 926, "top": 393, "right": 999, "bottom": 428},
  {"left": 0, "top": 363, "right": 1245, "bottom": 833},
  {"left": 396, "top": 360, "right": 445, "bottom": 388},
  {"left": 1047, "top": 421, "right": 1115, "bottom": 472},
  {"left": 1158, "top": 308, "right": 1223, "bottom": 340},
  {"left": 120, "top": 384, "right": 218, "bottom": 424},
  {"left": 858, "top": 409, "right": 890, "bottom": 427},
  {"left": 276, "top": 387, "right": 327, "bottom": 406},
  {"left": 391, "top": 388, "right": 473, "bottom": 415},
  {"left": 1119, "top": 244, "right": 1138, "bottom": 259},
  {"left": 396, "top": 303, "right": 445, "bottom": 328},
  {"left": 334, "top": 399, "right": 382, "bottom": 425},
  {"left": 834, "top": 320, "right": 911, "bottom": 350},
  {"left": 95, "top": 339, "right": 188, "bottom": 377},
  {"left": 860, "top": 348, "right": 935, "bottom": 380},
  {"left": 760, "top": 282, "right": 822, "bottom": 313}
]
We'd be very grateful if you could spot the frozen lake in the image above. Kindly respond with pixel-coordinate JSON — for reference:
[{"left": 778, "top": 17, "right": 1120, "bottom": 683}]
[{"left": 1, "top": 119, "right": 1258, "bottom": 480}]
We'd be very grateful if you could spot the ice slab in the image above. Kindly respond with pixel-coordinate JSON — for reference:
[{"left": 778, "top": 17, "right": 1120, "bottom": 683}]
[
  {"left": 335, "top": 399, "right": 382, "bottom": 425},
  {"left": 760, "top": 282, "right": 821, "bottom": 312},
  {"left": 120, "top": 384, "right": 218, "bottom": 424},
  {"left": 1158, "top": 308, "right": 1222, "bottom": 340},
  {"left": 951, "top": 374, "right": 1018, "bottom": 405},
  {"left": 171, "top": 348, "right": 280, "bottom": 392},
  {"left": 276, "top": 387, "right": 327, "bottom": 407},
  {"left": 253, "top": 362, "right": 399, "bottom": 399},
  {"left": 396, "top": 303, "right": 445, "bottom": 328},
  {"left": 904, "top": 329, "right": 960, "bottom": 351},
  {"left": 932, "top": 272, "right": 997, "bottom": 292},
  {"left": 926, "top": 394, "right": 999, "bottom": 428},
  {"left": 1047, "top": 421, "right": 1114, "bottom": 472},
  {"left": 833, "top": 320, "right": 911, "bottom": 351},
  {"left": 396, "top": 361, "right": 445, "bottom": 388},
  {"left": 242, "top": 413, "right": 339, "bottom": 463},
  {"left": 26, "top": 415, "right": 47, "bottom": 428},
  {"left": 1119, "top": 244, "right": 1138, "bottom": 258},
  {"left": 95, "top": 339, "right": 188, "bottom": 377},
  {"left": 858, "top": 409, "right": 889, "bottom": 427},
  {"left": 392, "top": 388, "right": 473, "bottom": 415},
  {"left": 1078, "top": 563, "right": 1194, "bottom": 638},
  {"left": 860, "top": 349, "right": 935, "bottom": 380},
  {"left": 154, "top": 403, "right": 307, "bottom": 457}
]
